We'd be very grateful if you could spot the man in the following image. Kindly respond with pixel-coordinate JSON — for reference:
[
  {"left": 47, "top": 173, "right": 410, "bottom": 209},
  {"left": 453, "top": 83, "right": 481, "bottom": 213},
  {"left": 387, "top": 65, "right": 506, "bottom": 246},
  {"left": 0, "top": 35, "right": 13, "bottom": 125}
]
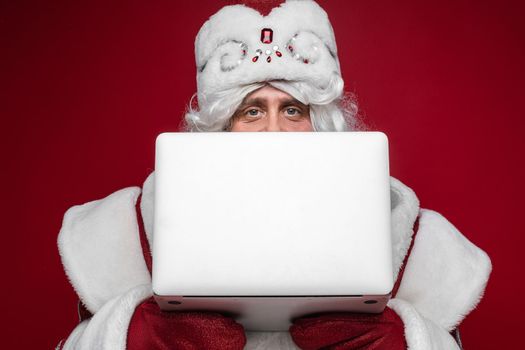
[{"left": 57, "top": 1, "right": 491, "bottom": 349}]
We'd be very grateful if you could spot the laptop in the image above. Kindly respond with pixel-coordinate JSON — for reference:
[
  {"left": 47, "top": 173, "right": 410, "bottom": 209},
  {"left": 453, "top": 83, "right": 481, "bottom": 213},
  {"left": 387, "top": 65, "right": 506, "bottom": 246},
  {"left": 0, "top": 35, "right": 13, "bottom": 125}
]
[{"left": 153, "top": 132, "right": 392, "bottom": 331}]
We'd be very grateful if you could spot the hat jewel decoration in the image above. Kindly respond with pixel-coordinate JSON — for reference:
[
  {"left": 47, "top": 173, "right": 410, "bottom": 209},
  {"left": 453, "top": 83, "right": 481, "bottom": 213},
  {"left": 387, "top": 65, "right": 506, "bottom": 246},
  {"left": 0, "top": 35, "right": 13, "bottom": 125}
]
[{"left": 196, "top": 0, "right": 341, "bottom": 99}]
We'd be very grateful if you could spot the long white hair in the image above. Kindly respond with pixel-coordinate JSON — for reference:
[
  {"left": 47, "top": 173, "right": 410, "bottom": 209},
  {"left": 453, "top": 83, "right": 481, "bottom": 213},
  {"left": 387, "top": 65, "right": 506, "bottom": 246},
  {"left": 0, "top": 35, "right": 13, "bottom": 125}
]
[{"left": 183, "top": 75, "right": 362, "bottom": 132}]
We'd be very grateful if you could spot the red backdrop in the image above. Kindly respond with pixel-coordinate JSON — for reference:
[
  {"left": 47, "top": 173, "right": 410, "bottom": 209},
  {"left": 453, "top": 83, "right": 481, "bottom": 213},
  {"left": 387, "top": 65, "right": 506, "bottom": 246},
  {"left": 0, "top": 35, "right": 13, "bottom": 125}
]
[{"left": 1, "top": 0, "right": 523, "bottom": 348}]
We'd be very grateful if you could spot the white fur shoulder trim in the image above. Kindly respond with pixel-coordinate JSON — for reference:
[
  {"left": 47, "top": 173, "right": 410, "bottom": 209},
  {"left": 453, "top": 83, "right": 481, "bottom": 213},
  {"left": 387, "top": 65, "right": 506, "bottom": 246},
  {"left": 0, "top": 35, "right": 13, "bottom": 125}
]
[
  {"left": 395, "top": 209, "right": 492, "bottom": 330},
  {"left": 140, "top": 173, "right": 155, "bottom": 251},
  {"left": 58, "top": 187, "right": 151, "bottom": 313}
]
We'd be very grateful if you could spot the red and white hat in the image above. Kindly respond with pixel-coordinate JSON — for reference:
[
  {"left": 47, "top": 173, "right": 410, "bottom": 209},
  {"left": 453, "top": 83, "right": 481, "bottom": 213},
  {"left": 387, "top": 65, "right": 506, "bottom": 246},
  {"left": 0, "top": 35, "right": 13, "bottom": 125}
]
[{"left": 195, "top": 0, "right": 342, "bottom": 102}]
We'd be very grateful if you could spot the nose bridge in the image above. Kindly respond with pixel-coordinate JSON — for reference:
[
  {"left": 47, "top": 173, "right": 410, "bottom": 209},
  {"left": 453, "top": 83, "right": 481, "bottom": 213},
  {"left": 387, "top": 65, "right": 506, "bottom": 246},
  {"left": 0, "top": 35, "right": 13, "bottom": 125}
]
[{"left": 265, "top": 105, "right": 281, "bottom": 131}]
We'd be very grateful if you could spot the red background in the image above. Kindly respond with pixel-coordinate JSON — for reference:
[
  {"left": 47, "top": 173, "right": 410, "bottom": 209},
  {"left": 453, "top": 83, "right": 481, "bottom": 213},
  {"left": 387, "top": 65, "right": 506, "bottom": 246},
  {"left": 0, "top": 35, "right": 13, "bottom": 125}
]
[{"left": 1, "top": 0, "right": 523, "bottom": 348}]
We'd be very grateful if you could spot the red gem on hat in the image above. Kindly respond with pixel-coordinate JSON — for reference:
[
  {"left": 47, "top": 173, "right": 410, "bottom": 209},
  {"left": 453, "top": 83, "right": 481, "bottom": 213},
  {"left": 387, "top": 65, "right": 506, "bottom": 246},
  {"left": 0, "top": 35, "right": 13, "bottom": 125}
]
[{"left": 261, "top": 28, "right": 273, "bottom": 44}]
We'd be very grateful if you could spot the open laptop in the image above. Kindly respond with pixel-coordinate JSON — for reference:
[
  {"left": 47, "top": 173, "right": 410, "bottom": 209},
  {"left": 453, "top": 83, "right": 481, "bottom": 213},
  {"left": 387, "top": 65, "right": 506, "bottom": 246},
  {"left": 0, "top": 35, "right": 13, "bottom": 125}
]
[{"left": 153, "top": 132, "right": 392, "bottom": 331}]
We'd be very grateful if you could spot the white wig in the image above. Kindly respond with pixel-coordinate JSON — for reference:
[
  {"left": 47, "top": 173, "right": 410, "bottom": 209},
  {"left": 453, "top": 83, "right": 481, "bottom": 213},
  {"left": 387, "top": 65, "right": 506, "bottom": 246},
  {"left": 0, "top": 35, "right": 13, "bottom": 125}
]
[{"left": 183, "top": 74, "right": 361, "bottom": 132}]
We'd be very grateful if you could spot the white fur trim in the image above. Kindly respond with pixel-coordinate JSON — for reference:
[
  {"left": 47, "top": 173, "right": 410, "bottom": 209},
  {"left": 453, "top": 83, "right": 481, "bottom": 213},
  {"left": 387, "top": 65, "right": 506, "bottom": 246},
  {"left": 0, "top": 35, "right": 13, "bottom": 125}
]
[
  {"left": 388, "top": 298, "right": 460, "bottom": 350},
  {"left": 195, "top": 0, "right": 340, "bottom": 102},
  {"left": 140, "top": 172, "right": 155, "bottom": 251},
  {"left": 58, "top": 187, "right": 151, "bottom": 313},
  {"left": 395, "top": 209, "right": 492, "bottom": 331},
  {"left": 139, "top": 173, "right": 153, "bottom": 251},
  {"left": 64, "top": 284, "right": 152, "bottom": 350}
]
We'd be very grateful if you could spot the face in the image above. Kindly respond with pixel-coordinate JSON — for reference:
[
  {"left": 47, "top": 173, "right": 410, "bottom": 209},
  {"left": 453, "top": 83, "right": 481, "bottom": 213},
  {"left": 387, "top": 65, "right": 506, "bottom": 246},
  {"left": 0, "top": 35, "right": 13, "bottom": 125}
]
[{"left": 229, "top": 85, "right": 313, "bottom": 132}]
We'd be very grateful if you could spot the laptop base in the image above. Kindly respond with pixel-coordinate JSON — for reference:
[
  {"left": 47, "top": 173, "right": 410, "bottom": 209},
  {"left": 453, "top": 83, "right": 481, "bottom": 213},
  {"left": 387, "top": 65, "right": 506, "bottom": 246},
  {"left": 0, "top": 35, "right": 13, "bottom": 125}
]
[{"left": 155, "top": 293, "right": 391, "bottom": 331}]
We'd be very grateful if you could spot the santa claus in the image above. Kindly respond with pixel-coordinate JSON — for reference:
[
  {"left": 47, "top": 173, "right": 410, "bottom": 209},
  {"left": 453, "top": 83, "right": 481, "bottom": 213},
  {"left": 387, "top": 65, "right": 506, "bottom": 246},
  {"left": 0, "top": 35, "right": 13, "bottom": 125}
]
[{"left": 56, "top": 1, "right": 491, "bottom": 349}]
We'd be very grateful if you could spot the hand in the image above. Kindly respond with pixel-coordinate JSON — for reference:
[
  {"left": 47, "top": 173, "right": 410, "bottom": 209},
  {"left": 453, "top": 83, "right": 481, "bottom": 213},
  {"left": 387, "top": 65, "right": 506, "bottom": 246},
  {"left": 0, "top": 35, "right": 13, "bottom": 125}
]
[
  {"left": 127, "top": 297, "right": 246, "bottom": 350},
  {"left": 289, "top": 307, "right": 406, "bottom": 350}
]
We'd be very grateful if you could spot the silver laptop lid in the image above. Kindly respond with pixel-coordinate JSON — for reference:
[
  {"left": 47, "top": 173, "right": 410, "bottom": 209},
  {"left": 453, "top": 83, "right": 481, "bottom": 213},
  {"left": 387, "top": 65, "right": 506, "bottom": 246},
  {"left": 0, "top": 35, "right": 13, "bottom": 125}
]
[{"left": 153, "top": 132, "right": 392, "bottom": 297}]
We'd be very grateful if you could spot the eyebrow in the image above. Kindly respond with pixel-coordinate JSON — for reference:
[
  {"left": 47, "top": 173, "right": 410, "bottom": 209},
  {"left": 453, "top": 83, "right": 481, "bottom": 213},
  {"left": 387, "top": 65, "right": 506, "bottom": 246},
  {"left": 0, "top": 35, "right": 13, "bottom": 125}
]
[{"left": 238, "top": 96, "right": 307, "bottom": 109}]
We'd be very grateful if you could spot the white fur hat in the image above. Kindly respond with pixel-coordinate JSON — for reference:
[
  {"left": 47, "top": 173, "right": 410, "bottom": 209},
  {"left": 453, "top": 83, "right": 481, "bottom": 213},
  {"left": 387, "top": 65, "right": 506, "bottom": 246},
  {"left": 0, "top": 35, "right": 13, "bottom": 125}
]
[{"left": 195, "top": 0, "right": 342, "bottom": 103}]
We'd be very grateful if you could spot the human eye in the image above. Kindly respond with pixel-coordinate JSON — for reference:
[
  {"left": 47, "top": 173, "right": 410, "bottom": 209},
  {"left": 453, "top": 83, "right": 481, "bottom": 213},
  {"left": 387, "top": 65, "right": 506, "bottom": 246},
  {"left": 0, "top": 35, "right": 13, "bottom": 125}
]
[
  {"left": 284, "top": 107, "right": 304, "bottom": 119},
  {"left": 244, "top": 108, "right": 263, "bottom": 119},
  {"left": 286, "top": 107, "right": 299, "bottom": 115}
]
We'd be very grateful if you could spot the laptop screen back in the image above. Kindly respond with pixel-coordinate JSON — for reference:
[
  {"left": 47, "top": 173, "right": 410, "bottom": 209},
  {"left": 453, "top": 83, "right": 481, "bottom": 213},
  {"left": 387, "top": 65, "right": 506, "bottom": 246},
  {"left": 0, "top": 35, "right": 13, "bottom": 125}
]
[{"left": 153, "top": 132, "right": 392, "bottom": 297}]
